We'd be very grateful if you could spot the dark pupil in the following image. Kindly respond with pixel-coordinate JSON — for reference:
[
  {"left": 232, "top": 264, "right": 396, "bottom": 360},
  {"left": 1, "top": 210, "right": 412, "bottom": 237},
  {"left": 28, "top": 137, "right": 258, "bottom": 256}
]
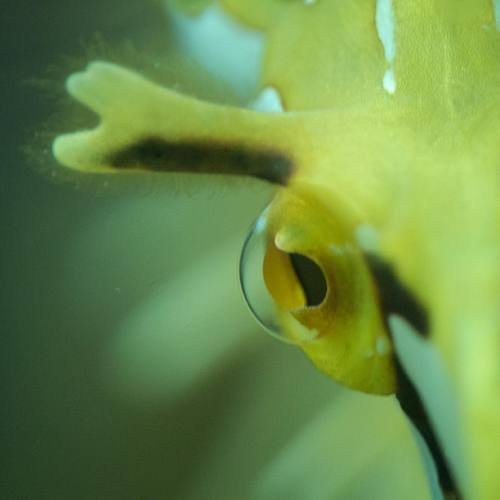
[{"left": 289, "top": 253, "right": 327, "bottom": 306}]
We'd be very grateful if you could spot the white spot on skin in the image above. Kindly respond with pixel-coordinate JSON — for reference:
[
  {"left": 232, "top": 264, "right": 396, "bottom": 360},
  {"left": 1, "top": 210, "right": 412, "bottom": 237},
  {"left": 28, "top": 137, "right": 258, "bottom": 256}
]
[
  {"left": 354, "top": 224, "right": 379, "bottom": 252},
  {"left": 383, "top": 67, "right": 397, "bottom": 94},
  {"left": 304, "top": 0, "right": 317, "bottom": 5},
  {"left": 376, "top": 0, "right": 396, "bottom": 63},
  {"left": 375, "top": 336, "right": 391, "bottom": 356},
  {"left": 250, "top": 86, "right": 284, "bottom": 113},
  {"left": 376, "top": 0, "right": 397, "bottom": 95}
]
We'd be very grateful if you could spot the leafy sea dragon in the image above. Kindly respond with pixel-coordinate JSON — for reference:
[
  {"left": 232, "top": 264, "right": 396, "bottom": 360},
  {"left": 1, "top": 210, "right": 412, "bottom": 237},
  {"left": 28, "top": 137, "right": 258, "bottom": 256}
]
[{"left": 52, "top": 1, "right": 500, "bottom": 498}]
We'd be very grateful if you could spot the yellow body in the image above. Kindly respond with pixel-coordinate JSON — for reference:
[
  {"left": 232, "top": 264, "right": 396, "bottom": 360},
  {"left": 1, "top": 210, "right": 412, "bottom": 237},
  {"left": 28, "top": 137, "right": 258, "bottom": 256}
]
[{"left": 53, "top": 1, "right": 500, "bottom": 498}]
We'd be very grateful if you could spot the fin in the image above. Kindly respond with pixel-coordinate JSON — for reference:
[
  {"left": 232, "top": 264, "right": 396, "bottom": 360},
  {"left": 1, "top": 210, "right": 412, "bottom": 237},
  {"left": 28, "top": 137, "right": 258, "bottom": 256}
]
[{"left": 53, "top": 61, "right": 299, "bottom": 184}]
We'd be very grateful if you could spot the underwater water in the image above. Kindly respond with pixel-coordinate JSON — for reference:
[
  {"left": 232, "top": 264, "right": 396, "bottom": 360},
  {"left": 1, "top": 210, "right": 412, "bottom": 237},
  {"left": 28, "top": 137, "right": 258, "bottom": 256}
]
[{"left": 4, "top": 1, "right": 433, "bottom": 499}]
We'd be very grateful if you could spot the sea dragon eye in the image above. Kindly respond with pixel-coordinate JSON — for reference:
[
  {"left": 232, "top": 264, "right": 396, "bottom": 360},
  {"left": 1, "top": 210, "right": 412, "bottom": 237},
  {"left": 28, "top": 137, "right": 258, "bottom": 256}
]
[
  {"left": 238, "top": 190, "right": 396, "bottom": 395},
  {"left": 239, "top": 207, "right": 327, "bottom": 343}
]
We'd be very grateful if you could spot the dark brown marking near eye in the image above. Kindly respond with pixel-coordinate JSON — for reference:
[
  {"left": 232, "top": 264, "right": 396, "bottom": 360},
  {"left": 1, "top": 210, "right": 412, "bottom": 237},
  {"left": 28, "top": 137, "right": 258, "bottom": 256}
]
[
  {"left": 107, "top": 137, "right": 293, "bottom": 185},
  {"left": 365, "top": 253, "right": 461, "bottom": 498},
  {"left": 365, "top": 254, "right": 429, "bottom": 336}
]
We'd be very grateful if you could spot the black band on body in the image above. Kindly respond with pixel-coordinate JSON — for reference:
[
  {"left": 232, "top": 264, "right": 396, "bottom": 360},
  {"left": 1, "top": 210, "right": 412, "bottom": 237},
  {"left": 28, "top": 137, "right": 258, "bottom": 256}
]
[{"left": 107, "top": 137, "right": 293, "bottom": 185}]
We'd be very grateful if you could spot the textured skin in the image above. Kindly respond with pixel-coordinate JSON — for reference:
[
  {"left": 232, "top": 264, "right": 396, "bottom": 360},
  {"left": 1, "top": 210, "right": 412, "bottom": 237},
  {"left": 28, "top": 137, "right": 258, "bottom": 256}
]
[{"left": 52, "top": 2, "right": 500, "bottom": 498}]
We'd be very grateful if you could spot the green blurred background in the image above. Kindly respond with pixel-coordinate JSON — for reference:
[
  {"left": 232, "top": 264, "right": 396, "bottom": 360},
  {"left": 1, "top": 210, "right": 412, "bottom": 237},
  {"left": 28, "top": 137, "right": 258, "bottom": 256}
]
[{"left": 2, "top": 1, "right": 429, "bottom": 499}]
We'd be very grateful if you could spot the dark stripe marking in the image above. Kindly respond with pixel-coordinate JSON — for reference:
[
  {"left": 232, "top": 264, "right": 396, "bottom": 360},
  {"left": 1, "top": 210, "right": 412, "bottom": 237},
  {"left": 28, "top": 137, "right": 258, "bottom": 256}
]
[
  {"left": 365, "top": 254, "right": 429, "bottom": 335},
  {"left": 365, "top": 253, "right": 460, "bottom": 497},
  {"left": 107, "top": 137, "right": 293, "bottom": 185},
  {"left": 395, "top": 359, "right": 460, "bottom": 497}
]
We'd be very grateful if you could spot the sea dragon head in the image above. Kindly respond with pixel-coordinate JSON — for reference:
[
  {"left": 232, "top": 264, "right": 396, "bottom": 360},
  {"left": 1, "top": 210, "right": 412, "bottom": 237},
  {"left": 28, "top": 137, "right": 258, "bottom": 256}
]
[{"left": 52, "top": 1, "right": 500, "bottom": 498}]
